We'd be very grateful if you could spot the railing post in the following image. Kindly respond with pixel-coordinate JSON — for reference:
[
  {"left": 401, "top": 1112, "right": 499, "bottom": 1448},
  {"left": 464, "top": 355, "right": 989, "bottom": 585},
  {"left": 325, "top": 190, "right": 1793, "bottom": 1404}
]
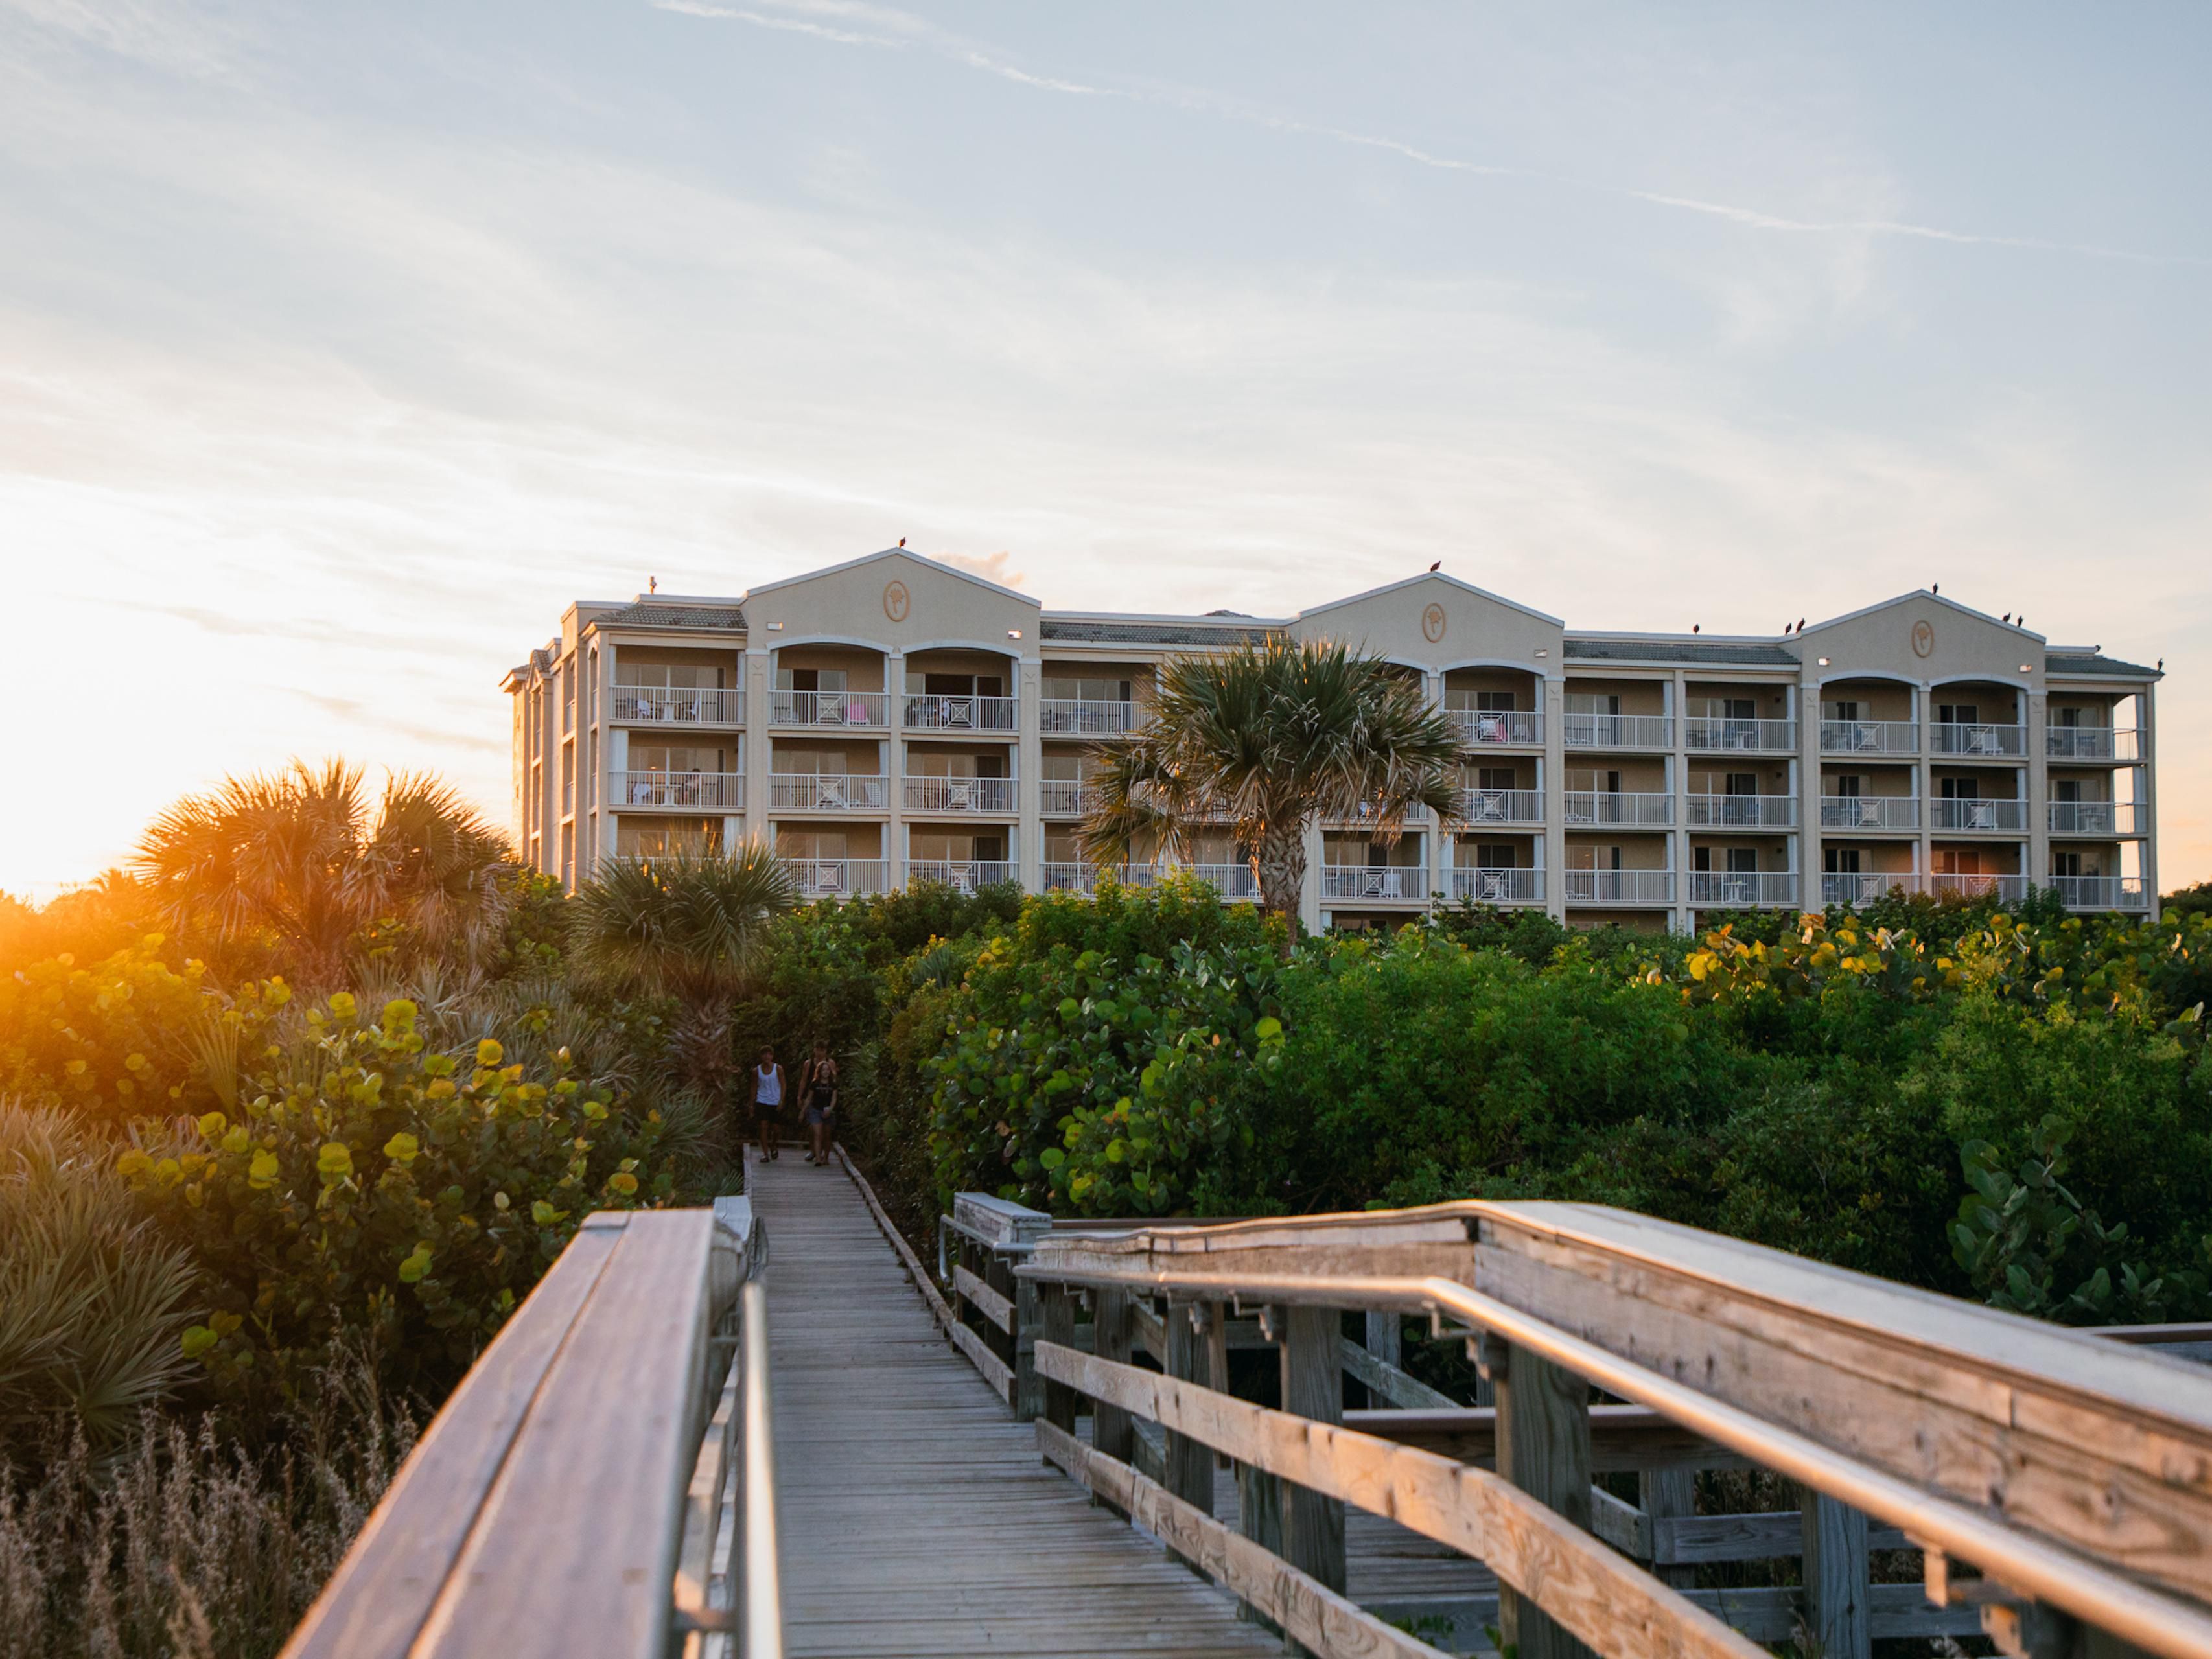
[
  {"left": 1014, "top": 1273, "right": 1043, "bottom": 1421},
  {"left": 1799, "top": 1484, "right": 1872, "bottom": 1659},
  {"left": 1235, "top": 1308, "right": 1285, "bottom": 1633},
  {"left": 1280, "top": 1305, "right": 1347, "bottom": 1597},
  {"left": 1163, "top": 1297, "right": 1215, "bottom": 1569},
  {"left": 1492, "top": 1338, "right": 1596, "bottom": 1659},
  {"left": 1639, "top": 1467, "right": 1697, "bottom": 1588},
  {"left": 1041, "top": 1283, "right": 1078, "bottom": 1442}
]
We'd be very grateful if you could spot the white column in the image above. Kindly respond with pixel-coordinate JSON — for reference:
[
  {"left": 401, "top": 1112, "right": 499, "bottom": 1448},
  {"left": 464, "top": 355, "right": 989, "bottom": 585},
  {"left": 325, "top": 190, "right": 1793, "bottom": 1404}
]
[
  {"left": 885, "top": 651, "right": 905, "bottom": 888},
  {"left": 1018, "top": 656, "right": 1043, "bottom": 892},
  {"left": 2027, "top": 685, "right": 2049, "bottom": 893},
  {"left": 597, "top": 643, "right": 619, "bottom": 868},
  {"left": 1671, "top": 669, "right": 1689, "bottom": 932},
  {"left": 1802, "top": 675, "right": 1822, "bottom": 909},
  {"left": 1916, "top": 681, "right": 1933, "bottom": 888},
  {"left": 746, "top": 648, "right": 771, "bottom": 857},
  {"left": 2140, "top": 683, "right": 2159, "bottom": 910},
  {"left": 1301, "top": 820, "right": 1325, "bottom": 935},
  {"left": 1543, "top": 673, "right": 1566, "bottom": 921}
]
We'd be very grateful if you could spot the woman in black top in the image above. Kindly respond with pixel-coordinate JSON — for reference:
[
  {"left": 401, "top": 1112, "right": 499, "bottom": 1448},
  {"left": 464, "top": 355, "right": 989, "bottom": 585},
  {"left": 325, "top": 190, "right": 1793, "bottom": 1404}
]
[{"left": 799, "top": 1039, "right": 839, "bottom": 1166}]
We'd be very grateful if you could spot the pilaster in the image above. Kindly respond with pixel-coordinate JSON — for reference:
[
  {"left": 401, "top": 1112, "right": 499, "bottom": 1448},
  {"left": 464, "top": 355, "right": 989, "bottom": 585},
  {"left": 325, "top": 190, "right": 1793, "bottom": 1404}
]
[
  {"left": 1018, "top": 658, "right": 1043, "bottom": 892},
  {"left": 2026, "top": 688, "right": 2049, "bottom": 892},
  {"left": 1543, "top": 674, "right": 1566, "bottom": 921}
]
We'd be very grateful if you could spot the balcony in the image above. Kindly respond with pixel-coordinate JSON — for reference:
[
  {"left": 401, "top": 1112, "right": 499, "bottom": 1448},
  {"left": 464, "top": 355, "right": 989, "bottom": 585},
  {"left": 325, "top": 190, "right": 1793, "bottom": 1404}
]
[
  {"left": 1564, "top": 791, "right": 1673, "bottom": 828},
  {"left": 768, "top": 774, "right": 887, "bottom": 812},
  {"left": 1456, "top": 787, "right": 1544, "bottom": 826},
  {"left": 611, "top": 686, "right": 743, "bottom": 727},
  {"left": 781, "top": 858, "right": 890, "bottom": 899},
  {"left": 2047, "top": 725, "right": 2135, "bottom": 761},
  {"left": 612, "top": 771, "right": 743, "bottom": 810},
  {"left": 903, "top": 694, "right": 1018, "bottom": 732},
  {"left": 1819, "top": 720, "right": 1919, "bottom": 756},
  {"left": 1931, "top": 722, "right": 2027, "bottom": 758},
  {"left": 1821, "top": 872, "right": 1920, "bottom": 907},
  {"left": 1929, "top": 873, "right": 2030, "bottom": 903},
  {"left": 907, "top": 859, "right": 1017, "bottom": 892},
  {"left": 1040, "top": 779, "right": 1091, "bottom": 817},
  {"left": 1445, "top": 708, "right": 1544, "bottom": 747},
  {"left": 773, "top": 690, "right": 889, "bottom": 729},
  {"left": 1686, "top": 794, "right": 1797, "bottom": 829},
  {"left": 1820, "top": 796, "right": 1919, "bottom": 831},
  {"left": 1563, "top": 868, "right": 1674, "bottom": 905},
  {"left": 1446, "top": 866, "right": 1544, "bottom": 905},
  {"left": 1040, "top": 862, "right": 1159, "bottom": 894},
  {"left": 1929, "top": 798, "right": 2028, "bottom": 832},
  {"left": 1684, "top": 717, "right": 1797, "bottom": 754},
  {"left": 1040, "top": 699, "right": 1143, "bottom": 736},
  {"left": 1321, "top": 866, "right": 1428, "bottom": 901},
  {"left": 1563, "top": 713, "right": 1672, "bottom": 750},
  {"left": 1189, "top": 863, "right": 1261, "bottom": 900},
  {"left": 2049, "top": 874, "right": 2149, "bottom": 911},
  {"left": 2049, "top": 800, "right": 2141, "bottom": 836},
  {"left": 904, "top": 776, "right": 1018, "bottom": 815},
  {"left": 1688, "top": 871, "right": 1801, "bottom": 909}
]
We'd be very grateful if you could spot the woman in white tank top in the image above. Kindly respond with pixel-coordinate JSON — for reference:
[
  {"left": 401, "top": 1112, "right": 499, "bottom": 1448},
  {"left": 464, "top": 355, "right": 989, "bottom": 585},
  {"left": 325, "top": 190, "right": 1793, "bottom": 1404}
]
[{"left": 751, "top": 1046, "right": 786, "bottom": 1161}]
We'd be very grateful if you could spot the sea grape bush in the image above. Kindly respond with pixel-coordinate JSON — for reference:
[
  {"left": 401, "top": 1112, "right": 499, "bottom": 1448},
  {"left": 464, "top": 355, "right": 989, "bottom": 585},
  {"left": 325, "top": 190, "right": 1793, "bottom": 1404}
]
[
  {"left": 0, "top": 937, "right": 221, "bottom": 1119},
  {"left": 119, "top": 989, "right": 675, "bottom": 1400}
]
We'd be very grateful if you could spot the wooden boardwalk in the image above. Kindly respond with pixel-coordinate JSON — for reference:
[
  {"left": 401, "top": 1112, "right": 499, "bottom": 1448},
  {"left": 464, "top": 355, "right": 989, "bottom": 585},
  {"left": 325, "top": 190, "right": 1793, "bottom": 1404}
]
[{"left": 751, "top": 1154, "right": 1279, "bottom": 1658}]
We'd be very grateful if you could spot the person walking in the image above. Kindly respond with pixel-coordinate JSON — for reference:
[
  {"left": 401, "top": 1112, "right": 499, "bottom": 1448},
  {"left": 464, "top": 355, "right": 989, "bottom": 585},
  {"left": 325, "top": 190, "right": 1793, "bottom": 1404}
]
[
  {"left": 750, "top": 1045, "right": 786, "bottom": 1161},
  {"left": 799, "top": 1039, "right": 839, "bottom": 1166}
]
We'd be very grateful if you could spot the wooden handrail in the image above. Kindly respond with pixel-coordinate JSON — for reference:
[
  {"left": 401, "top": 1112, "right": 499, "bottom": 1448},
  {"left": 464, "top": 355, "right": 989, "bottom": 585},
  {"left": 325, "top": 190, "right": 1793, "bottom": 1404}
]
[{"left": 280, "top": 1200, "right": 778, "bottom": 1659}]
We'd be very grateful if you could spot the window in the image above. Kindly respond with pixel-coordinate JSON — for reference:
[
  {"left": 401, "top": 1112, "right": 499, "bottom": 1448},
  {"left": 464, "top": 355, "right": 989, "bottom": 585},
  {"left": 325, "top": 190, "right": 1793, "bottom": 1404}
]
[
  {"left": 2053, "top": 850, "right": 2083, "bottom": 878},
  {"left": 1565, "top": 693, "right": 1621, "bottom": 715},
  {"left": 1822, "top": 699, "right": 1861, "bottom": 723},
  {"left": 1937, "top": 702, "right": 1979, "bottom": 725},
  {"left": 907, "top": 750, "right": 1005, "bottom": 778},
  {"left": 1724, "top": 772, "right": 1758, "bottom": 796},
  {"left": 1565, "top": 769, "right": 1622, "bottom": 793},
  {"left": 1931, "top": 847, "right": 1986, "bottom": 876},
  {"left": 1938, "top": 777, "right": 1981, "bottom": 800},
  {"left": 907, "top": 671, "right": 1005, "bottom": 697},
  {"left": 1832, "top": 774, "right": 1862, "bottom": 797},
  {"left": 2054, "top": 779, "right": 2082, "bottom": 803},
  {"left": 2052, "top": 706, "right": 2082, "bottom": 729},
  {"left": 1474, "top": 842, "right": 1518, "bottom": 868},
  {"left": 910, "top": 830, "right": 1007, "bottom": 862},
  {"left": 778, "top": 666, "right": 848, "bottom": 693},
  {"left": 1475, "top": 690, "right": 1518, "bottom": 713},
  {"left": 776, "top": 829, "right": 848, "bottom": 861},
  {"left": 1042, "top": 676, "right": 1131, "bottom": 702},
  {"left": 1568, "top": 845, "right": 1624, "bottom": 870},
  {"left": 617, "top": 662, "right": 723, "bottom": 689},
  {"left": 1693, "top": 697, "right": 1756, "bottom": 720},
  {"left": 617, "top": 817, "right": 723, "bottom": 857},
  {"left": 1727, "top": 848, "right": 1759, "bottom": 874},
  {"left": 771, "top": 748, "right": 852, "bottom": 775},
  {"left": 630, "top": 743, "right": 727, "bottom": 774},
  {"left": 1824, "top": 848, "right": 1861, "bottom": 874},
  {"left": 1476, "top": 767, "right": 1518, "bottom": 791}
]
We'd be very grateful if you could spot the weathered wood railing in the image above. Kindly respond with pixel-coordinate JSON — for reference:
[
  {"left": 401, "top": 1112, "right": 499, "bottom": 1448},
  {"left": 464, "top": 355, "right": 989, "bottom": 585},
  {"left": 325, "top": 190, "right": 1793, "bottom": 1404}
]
[
  {"left": 279, "top": 1198, "right": 781, "bottom": 1659},
  {"left": 924, "top": 1190, "right": 2212, "bottom": 1659}
]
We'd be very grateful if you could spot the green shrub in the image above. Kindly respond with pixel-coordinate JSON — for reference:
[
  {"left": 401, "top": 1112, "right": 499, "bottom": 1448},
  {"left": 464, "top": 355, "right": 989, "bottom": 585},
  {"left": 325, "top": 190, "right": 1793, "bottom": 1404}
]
[{"left": 119, "top": 989, "right": 676, "bottom": 1401}]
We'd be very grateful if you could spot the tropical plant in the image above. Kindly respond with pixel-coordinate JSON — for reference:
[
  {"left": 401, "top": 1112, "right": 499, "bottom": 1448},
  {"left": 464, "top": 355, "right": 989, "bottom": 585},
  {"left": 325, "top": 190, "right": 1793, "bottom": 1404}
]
[
  {"left": 1, "top": 1102, "right": 200, "bottom": 1460},
  {"left": 1078, "top": 637, "right": 1460, "bottom": 943},
  {"left": 132, "top": 761, "right": 512, "bottom": 987},
  {"left": 567, "top": 845, "right": 798, "bottom": 1103}
]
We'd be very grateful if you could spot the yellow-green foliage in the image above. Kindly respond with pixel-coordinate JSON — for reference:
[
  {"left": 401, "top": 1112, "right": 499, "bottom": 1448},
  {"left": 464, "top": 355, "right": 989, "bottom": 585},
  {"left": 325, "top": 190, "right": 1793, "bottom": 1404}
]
[
  {"left": 0, "top": 937, "right": 222, "bottom": 1116},
  {"left": 119, "top": 990, "right": 675, "bottom": 1397}
]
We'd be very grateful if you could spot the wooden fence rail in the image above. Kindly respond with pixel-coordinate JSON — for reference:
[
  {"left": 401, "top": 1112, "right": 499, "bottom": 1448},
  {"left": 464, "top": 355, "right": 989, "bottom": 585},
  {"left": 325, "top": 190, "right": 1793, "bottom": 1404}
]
[
  {"left": 924, "top": 1190, "right": 2212, "bottom": 1659},
  {"left": 279, "top": 1198, "right": 780, "bottom": 1659}
]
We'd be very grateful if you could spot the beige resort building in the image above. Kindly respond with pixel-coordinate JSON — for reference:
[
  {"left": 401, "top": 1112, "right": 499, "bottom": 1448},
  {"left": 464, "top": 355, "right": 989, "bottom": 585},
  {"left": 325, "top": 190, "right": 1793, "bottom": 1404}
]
[{"left": 505, "top": 547, "right": 2161, "bottom": 933}]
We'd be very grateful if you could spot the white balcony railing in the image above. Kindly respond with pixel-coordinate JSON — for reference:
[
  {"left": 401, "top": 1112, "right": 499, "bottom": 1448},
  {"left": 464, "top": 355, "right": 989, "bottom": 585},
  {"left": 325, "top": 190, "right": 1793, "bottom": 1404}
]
[
  {"left": 1455, "top": 787, "right": 1544, "bottom": 826},
  {"left": 1686, "top": 794, "right": 1798, "bottom": 828},
  {"left": 1040, "top": 862, "right": 1160, "bottom": 894},
  {"left": 2046, "top": 726, "right": 2134, "bottom": 761},
  {"left": 1931, "top": 723, "right": 2027, "bottom": 758},
  {"left": 903, "top": 694, "right": 1019, "bottom": 732},
  {"left": 1819, "top": 720, "right": 1920, "bottom": 756},
  {"left": 1684, "top": 717, "right": 1798, "bottom": 753},
  {"left": 903, "top": 776, "right": 1018, "bottom": 814},
  {"left": 772, "top": 690, "right": 890, "bottom": 728},
  {"left": 1321, "top": 865, "right": 1427, "bottom": 901},
  {"left": 1821, "top": 872, "right": 1921, "bottom": 907},
  {"left": 907, "top": 859, "right": 1018, "bottom": 892},
  {"left": 1445, "top": 708, "right": 1544, "bottom": 747},
  {"left": 1189, "top": 863, "right": 1261, "bottom": 900},
  {"left": 1687, "top": 871, "right": 1801, "bottom": 908},
  {"left": 767, "top": 774, "right": 887, "bottom": 812},
  {"left": 612, "top": 771, "right": 744, "bottom": 810},
  {"left": 1039, "top": 699, "right": 1143, "bottom": 736},
  {"left": 1563, "top": 868, "right": 1674, "bottom": 905},
  {"left": 2049, "top": 800, "right": 2141, "bottom": 836},
  {"left": 1928, "top": 873, "right": 2030, "bottom": 902},
  {"left": 1563, "top": 713, "right": 1673, "bottom": 750},
  {"left": 1040, "top": 779, "right": 1091, "bottom": 816},
  {"left": 1929, "top": 798, "right": 2028, "bottom": 832},
  {"left": 611, "top": 686, "right": 743, "bottom": 726},
  {"left": 1820, "top": 795, "right": 1919, "bottom": 831},
  {"left": 1563, "top": 791, "right": 1674, "bottom": 827},
  {"left": 781, "top": 857, "right": 891, "bottom": 899},
  {"left": 1446, "top": 866, "right": 1544, "bottom": 905},
  {"left": 2049, "top": 874, "right": 2148, "bottom": 911}
]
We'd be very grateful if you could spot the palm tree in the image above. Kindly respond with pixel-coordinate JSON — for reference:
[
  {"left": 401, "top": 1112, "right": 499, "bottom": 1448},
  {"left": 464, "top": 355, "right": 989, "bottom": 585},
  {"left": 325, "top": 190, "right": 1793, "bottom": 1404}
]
[
  {"left": 1079, "top": 636, "right": 1461, "bottom": 944},
  {"left": 567, "top": 846, "right": 799, "bottom": 1100},
  {"left": 134, "top": 760, "right": 512, "bottom": 986}
]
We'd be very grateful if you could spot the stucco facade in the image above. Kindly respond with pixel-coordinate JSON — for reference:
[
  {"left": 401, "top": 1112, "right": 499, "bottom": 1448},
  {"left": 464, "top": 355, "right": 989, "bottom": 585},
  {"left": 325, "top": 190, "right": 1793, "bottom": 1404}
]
[{"left": 505, "top": 548, "right": 2162, "bottom": 932}]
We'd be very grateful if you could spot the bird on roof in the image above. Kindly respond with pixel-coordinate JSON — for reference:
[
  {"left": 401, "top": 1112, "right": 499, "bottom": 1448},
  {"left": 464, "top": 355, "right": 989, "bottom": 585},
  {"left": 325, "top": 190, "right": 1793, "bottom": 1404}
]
[
  {"left": 2159, "top": 658, "right": 2165, "bottom": 670},
  {"left": 1692, "top": 623, "right": 1701, "bottom": 633},
  {"left": 2003, "top": 613, "right": 2011, "bottom": 624},
  {"left": 1932, "top": 583, "right": 1940, "bottom": 594},
  {"left": 1796, "top": 618, "right": 1805, "bottom": 632},
  {"left": 898, "top": 537, "right": 906, "bottom": 547},
  {"left": 1429, "top": 561, "right": 1441, "bottom": 572},
  {"left": 649, "top": 576, "right": 658, "bottom": 594}
]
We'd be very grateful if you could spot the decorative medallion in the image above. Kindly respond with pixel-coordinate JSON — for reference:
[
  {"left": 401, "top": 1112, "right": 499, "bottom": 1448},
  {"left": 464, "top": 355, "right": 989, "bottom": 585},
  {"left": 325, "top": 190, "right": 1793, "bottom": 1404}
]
[
  {"left": 883, "top": 579, "right": 911, "bottom": 623},
  {"left": 1421, "top": 602, "right": 1447, "bottom": 644},
  {"left": 1911, "top": 619, "right": 1935, "bottom": 658}
]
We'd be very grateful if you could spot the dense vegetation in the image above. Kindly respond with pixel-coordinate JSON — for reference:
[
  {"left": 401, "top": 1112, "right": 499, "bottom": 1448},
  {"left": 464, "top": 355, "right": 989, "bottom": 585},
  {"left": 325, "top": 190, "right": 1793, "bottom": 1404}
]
[{"left": 3, "top": 756, "right": 2206, "bottom": 1656}]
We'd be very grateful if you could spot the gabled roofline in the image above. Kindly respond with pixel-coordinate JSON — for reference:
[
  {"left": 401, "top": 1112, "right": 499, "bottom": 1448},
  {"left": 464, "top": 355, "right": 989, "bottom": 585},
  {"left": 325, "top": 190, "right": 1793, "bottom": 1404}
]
[
  {"left": 1566, "top": 629, "right": 1780, "bottom": 645},
  {"left": 1293, "top": 571, "right": 1563, "bottom": 629},
  {"left": 1040, "top": 609, "right": 1292, "bottom": 627},
  {"left": 743, "top": 546, "right": 1039, "bottom": 608},
  {"left": 1802, "top": 590, "right": 2045, "bottom": 643}
]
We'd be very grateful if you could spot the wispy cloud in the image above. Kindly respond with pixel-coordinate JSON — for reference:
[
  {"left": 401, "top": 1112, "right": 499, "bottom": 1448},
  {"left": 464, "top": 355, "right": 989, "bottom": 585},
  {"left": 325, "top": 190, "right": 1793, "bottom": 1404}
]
[{"left": 657, "top": 0, "right": 2211, "bottom": 269}]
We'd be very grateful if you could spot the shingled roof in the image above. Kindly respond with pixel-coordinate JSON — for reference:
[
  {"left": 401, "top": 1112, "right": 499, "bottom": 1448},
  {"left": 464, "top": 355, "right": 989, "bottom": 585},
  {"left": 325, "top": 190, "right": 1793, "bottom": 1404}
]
[
  {"left": 2047, "top": 651, "right": 2160, "bottom": 679},
  {"left": 1564, "top": 637, "right": 1799, "bottom": 667},
  {"left": 592, "top": 602, "right": 747, "bottom": 631},
  {"left": 1041, "top": 618, "right": 1281, "bottom": 645}
]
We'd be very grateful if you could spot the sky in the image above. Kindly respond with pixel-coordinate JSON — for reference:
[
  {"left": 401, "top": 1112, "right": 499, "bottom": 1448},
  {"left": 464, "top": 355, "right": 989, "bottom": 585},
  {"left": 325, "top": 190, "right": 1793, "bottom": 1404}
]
[{"left": 1, "top": 1, "right": 2207, "bottom": 897}]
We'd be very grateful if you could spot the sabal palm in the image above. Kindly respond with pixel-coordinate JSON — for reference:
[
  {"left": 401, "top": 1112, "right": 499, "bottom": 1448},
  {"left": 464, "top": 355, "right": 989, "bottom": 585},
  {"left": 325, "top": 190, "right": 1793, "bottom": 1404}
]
[
  {"left": 1079, "top": 637, "right": 1461, "bottom": 939},
  {"left": 568, "top": 846, "right": 799, "bottom": 1098},
  {"left": 134, "top": 760, "right": 511, "bottom": 985}
]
